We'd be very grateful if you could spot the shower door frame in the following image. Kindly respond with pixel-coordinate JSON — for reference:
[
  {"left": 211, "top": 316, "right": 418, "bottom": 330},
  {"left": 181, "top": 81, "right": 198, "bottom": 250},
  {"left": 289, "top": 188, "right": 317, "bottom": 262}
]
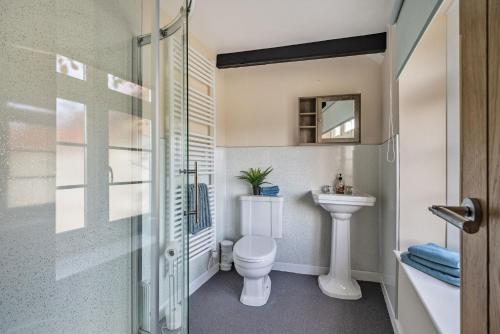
[{"left": 132, "top": 1, "right": 192, "bottom": 333}]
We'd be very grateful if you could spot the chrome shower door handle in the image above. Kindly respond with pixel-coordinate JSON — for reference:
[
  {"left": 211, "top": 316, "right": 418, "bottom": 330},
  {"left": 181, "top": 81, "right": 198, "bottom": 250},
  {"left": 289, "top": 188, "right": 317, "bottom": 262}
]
[
  {"left": 108, "top": 166, "right": 114, "bottom": 184},
  {"left": 187, "top": 161, "right": 199, "bottom": 224},
  {"left": 428, "top": 197, "right": 482, "bottom": 234}
]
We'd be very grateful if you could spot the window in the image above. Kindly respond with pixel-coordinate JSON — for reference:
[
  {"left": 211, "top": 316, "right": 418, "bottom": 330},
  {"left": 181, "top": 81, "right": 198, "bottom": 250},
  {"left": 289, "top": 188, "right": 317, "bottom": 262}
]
[
  {"left": 108, "top": 110, "right": 151, "bottom": 222},
  {"left": 55, "top": 98, "right": 86, "bottom": 233}
]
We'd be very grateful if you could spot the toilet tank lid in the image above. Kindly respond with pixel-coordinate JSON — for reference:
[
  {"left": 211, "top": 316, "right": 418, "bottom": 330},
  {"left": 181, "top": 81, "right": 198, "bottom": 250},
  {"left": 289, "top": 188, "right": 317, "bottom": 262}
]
[{"left": 239, "top": 195, "right": 283, "bottom": 202}]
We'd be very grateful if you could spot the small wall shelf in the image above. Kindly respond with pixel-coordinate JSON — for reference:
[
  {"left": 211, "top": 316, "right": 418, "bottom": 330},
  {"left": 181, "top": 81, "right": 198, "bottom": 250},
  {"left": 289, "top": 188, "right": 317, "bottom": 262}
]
[{"left": 298, "top": 97, "right": 317, "bottom": 144}]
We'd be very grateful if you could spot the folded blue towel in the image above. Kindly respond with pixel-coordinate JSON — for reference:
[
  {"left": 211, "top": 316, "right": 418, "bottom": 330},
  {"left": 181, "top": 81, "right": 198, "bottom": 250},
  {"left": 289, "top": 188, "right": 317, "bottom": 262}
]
[
  {"left": 261, "top": 190, "right": 279, "bottom": 194},
  {"left": 408, "top": 243, "right": 460, "bottom": 269},
  {"left": 409, "top": 254, "right": 460, "bottom": 278},
  {"left": 188, "top": 183, "right": 212, "bottom": 235},
  {"left": 401, "top": 252, "right": 460, "bottom": 287},
  {"left": 260, "top": 185, "right": 280, "bottom": 197},
  {"left": 261, "top": 185, "right": 279, "bottom": 192}
]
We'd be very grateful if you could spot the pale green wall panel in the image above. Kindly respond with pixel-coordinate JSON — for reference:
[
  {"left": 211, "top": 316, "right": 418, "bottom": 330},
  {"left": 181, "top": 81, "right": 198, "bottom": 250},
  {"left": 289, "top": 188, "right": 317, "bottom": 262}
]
[{"left": 395, "top": 0, "right": 443, "bottom": 77}]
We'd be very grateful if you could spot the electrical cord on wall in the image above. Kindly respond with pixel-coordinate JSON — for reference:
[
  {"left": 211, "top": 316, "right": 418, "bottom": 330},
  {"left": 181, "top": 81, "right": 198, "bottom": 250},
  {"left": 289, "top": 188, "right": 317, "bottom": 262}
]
[
  {"left": 386, "top": 87, "right": 396, "bottom": 163},
  {"left": 386, "top": 25, "right": 396, "bottom": 163}
]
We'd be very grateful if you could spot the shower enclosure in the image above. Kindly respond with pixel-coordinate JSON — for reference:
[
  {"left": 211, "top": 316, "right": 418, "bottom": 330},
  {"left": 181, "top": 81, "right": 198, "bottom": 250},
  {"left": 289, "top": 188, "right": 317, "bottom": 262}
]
[{"left": 0, "top": 1, "right": 190, "bottom": 333}]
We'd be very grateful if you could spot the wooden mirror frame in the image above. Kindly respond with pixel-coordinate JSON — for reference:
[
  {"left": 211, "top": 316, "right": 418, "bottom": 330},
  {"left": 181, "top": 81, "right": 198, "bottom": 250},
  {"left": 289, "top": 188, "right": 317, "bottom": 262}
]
[{"left": 316, "top": 94, "right": 361, "bottom": 144}]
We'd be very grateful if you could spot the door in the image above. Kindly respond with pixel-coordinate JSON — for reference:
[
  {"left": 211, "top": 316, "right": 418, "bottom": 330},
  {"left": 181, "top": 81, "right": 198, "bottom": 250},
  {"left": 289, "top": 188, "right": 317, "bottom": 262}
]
[
  {"left": 460, "top": 0, "right": 499, "bottom": 333},
  {"left": 0, "top": 1, "right": 190, "bottom": 333},
  {"left": 0, "top": 1, "right": 153, "bottom": 333},
  {"left": 134, "top": 1, "right": 190, "bottom": 333}
]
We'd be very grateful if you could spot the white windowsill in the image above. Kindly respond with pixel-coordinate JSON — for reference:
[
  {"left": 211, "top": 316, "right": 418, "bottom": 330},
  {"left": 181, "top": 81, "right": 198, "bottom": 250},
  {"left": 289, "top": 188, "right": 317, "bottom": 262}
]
[{"left": 394, "top": 250, "right": 460, "bottom": 334}]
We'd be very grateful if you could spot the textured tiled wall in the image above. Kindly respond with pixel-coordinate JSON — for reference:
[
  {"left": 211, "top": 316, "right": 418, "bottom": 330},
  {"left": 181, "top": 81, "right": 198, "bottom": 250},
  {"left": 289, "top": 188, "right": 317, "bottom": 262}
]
[
  {"left": 378, "top": 136, "right": 399, "bottom": 314},
  {"left": 219, "top": 145, "right": 380, "bottom": 273},
  {"left": 0, "top": 1, "right": 142, "bottom": 333}
]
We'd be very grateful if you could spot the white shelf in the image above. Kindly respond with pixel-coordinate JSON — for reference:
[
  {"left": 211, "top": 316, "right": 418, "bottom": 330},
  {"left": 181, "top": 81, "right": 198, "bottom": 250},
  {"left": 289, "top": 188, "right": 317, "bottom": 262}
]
[{"left": 394, "top": 250, "right": 460, "bottom": 334}]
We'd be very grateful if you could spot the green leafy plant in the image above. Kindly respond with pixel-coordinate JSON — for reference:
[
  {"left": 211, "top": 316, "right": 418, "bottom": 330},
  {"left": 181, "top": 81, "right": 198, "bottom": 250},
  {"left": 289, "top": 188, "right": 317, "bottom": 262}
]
[{"left": 237, "top": 167, "right": 273, "bottom": 195}]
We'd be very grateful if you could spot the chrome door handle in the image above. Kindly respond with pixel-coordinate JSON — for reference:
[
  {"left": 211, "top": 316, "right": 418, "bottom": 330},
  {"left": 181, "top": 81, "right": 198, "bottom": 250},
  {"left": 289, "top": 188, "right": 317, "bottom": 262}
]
[
  {"left": 428, "top": 197, "right": 482, "bottom": 234},
  {"left": 186, "top": 161, "right": 199, "bottom": 223}
]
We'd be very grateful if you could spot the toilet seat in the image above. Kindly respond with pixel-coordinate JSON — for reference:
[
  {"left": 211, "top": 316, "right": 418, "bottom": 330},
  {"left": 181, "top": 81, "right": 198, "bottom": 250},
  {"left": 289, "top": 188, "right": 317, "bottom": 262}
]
[{"left": 233, "top": 235, "right": 276, "bottom": 263}]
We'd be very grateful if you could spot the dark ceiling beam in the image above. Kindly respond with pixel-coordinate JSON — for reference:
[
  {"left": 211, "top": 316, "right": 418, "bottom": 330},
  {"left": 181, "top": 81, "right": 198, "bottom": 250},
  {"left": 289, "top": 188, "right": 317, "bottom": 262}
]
[{"left": 216, "top": 32, "right": 387, "bottom": 69}]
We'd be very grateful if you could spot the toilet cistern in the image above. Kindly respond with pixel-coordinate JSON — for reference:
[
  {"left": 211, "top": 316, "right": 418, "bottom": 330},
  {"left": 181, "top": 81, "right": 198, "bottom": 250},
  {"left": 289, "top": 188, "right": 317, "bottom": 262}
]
[{"left": 311, "top": 190, "right": 376, "bottom": 300}]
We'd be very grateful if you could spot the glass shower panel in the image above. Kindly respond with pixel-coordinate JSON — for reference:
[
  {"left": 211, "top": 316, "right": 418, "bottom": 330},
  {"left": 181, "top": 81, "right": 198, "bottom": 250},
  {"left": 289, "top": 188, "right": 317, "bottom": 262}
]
[
  {"left": 134, "top": 1, "right": 189, "bottom": 332},
  {"left": 0, "top": 1, "right": 156, "bottom": 333},
  {"left": 160, "top": 23, "right": 189, "bottom": 334}
]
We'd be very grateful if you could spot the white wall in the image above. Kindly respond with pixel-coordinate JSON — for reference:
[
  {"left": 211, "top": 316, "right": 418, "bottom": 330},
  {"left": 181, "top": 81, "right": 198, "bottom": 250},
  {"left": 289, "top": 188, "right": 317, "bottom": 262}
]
[
  {"left": 395, "top": 7, "right": 456, "bottom": 334},
  {"left": 379, "top": 24, "right": 400, "bottom": 320},
  {"left": 398, "top": 15, "right": 447, "bottom": 251},
  {"left": 382, "top": 26, "right": 400, "bottom": 143},
  {"left": 445, "top": 0, "right": 461, "bottom": 252},
  {"left": 220, "top": 145, "right": 380, "bottom": 273},
  {"left": 397, "top": 268, "right": 438, "bottom": 334},
  {"left": 379, "top": 136, "right": 400, "bottom": 317},
  {"left": 219, "top": 55, "right": 384, "bottom": 147},
  {"left": 211, "top": 45, "right": 386, "bottom": 276}
]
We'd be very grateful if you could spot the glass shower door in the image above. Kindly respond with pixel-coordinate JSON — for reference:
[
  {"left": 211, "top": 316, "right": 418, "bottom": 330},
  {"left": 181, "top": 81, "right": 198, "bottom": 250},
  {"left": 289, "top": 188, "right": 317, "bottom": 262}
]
[
  {"left": 0, "top": 1, "right": 189, "bottom": 333},
  {"left": 160, "top": 22, "right": 189, "bottom": 333},
  {"left": 0, "top": 1, "right": 150, "bottom": 333},
  {"left": 135, "top": 1, "right": 190, "bottom": 333}
]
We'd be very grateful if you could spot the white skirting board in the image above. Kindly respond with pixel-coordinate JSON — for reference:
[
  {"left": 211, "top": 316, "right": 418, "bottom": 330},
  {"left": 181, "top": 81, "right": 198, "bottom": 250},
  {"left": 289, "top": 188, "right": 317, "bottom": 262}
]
[
  {"left": 189, "top": 264, "right": 219, "bottom": 296},
  {"left": 380, "top": 275, "right": 403, "bottom": 334},
  {"left": 272, "top": 262, "right": 380, "bottom": 283}
]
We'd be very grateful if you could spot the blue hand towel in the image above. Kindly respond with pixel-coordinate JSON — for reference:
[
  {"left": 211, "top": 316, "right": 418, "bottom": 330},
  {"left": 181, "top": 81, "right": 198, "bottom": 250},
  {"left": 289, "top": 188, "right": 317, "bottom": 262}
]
[
  {"left": 261, "top": 185, "right": 279, "bottom": 192},
  {"left": 408, "top": 243, "right": 460, "bottom": 269},
  {"left": 401, "top": 252, "right": 460, "bottom": 287},
  {"left": 260, "top": 185, "right": 280, "bottom": 196},
  {"left": 261, "top": 190, "right": 279, "bottom": 194},
  {"left": 409, "top": 254, "right": 460, "bottom": 278},
  {"left": 188, "top": 183, "right": 212, "bottom": 235}
]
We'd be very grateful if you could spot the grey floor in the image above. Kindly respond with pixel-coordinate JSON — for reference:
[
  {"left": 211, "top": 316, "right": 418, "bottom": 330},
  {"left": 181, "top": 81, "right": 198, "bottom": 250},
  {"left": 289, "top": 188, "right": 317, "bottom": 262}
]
[{"left": 189, "top": 270, "right": 393, "bottom": 334}]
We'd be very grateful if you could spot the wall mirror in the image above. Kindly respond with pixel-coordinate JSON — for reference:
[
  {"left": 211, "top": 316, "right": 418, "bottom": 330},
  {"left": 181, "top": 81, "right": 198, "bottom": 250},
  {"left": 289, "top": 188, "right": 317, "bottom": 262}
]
[{"left": 317, "top": 94, "right": 360, "bottom": 144}]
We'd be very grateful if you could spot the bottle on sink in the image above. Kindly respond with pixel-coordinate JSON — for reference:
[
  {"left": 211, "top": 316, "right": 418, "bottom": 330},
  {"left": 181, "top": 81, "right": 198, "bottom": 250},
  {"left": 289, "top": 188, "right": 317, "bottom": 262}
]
[{"left": 335, "top": 173, "right": 345, "bottom": 194}]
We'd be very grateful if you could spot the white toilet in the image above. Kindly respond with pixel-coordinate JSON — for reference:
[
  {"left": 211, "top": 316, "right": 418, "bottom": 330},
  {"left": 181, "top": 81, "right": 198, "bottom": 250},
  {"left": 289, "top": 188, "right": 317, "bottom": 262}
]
[{"left": 233, "top": 195, "right": 284, "bottom": 307}]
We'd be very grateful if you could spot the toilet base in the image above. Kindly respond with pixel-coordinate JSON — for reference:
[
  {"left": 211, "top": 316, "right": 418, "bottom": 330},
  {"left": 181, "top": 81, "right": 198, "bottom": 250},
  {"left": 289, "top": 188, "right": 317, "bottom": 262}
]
[{"left": 240, "top": 275, "right": 272, "bottom": 307}]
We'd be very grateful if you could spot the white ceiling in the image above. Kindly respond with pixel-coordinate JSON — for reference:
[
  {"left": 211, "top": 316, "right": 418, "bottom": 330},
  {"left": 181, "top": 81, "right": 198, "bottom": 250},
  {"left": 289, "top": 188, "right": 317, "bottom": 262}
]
[{"left": 167, "top": 0, "right": 396, "bottom": 54}]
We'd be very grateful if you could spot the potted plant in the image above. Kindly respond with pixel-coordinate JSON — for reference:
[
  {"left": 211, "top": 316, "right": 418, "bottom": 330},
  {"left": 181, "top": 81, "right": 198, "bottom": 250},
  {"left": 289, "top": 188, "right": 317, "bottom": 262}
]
[{"left": 237, "top": 167, "right": 273, "bottom": 195}]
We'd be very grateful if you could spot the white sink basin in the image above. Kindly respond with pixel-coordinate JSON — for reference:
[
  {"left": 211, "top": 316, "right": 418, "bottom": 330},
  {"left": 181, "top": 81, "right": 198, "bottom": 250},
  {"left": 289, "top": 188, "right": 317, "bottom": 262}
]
[
  {"left": 311, "top": 189, "right": 376, "bottom": 300},
  {"left": 311, "top": 190, "right": 376, "bottom": 214}
]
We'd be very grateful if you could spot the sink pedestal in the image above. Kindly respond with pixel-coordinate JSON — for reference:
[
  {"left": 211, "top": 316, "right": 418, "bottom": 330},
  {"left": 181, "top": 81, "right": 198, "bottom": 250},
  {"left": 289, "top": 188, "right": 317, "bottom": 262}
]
[
  {"left": 318, "top": 212, "right": 361, "bottom": 300},
  {"left": 311, "top": 189, "right": 375, "bottom": 300}
]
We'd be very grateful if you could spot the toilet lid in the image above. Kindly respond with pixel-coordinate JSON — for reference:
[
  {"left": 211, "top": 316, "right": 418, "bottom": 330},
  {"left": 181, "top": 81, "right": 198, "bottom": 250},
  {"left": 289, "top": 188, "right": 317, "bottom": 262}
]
[{"left": 234, "top": 235, "right": 276, "bottom": 262}]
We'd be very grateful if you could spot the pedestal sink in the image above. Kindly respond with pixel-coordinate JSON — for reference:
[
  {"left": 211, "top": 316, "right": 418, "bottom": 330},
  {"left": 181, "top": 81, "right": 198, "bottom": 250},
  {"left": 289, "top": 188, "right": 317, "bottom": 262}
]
[{"left": 311, "top": 190, "right": 376, "bottom": 300}]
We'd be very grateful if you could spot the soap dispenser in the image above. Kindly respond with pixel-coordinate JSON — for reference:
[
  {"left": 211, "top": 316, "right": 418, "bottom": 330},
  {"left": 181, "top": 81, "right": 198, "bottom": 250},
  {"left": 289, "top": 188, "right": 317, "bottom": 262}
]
[{"left": 335, "top": 173, "right": 345, "bottom": 194}]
